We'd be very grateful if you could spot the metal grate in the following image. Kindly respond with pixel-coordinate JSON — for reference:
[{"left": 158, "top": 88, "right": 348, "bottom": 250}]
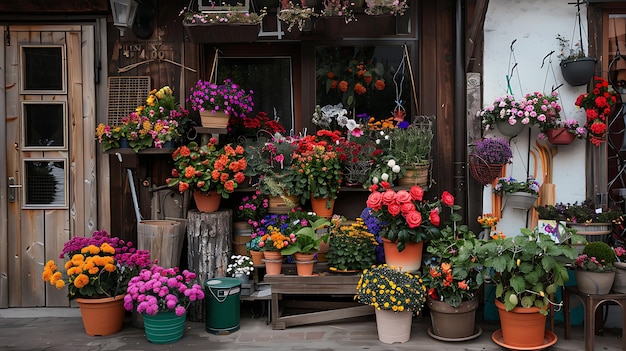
[{"left": 106, "top": 76, "right": 151, "bottom": 125}]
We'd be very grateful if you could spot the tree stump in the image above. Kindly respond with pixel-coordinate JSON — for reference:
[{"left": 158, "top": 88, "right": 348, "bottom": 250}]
[{"left": 186, "top": 209, "right": 232, "bottom": 322}]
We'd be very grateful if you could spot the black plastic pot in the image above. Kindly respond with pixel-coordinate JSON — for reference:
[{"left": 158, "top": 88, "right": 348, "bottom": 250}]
[{"left": 560, "top": 57, "right": 597, "bottom": 86}]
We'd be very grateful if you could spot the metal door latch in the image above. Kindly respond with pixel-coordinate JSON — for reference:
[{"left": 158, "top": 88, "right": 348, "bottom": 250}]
[{"left": 8, "top": 177, "right": 22, "bottom": 202}]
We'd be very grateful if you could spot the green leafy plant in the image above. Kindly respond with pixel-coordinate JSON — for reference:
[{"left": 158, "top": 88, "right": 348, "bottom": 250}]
[
  {"left": 389, "top": 123, "right": 433, "bottom": 166},
  {"left": 326, "top": 218, "right": 378, "bottom": 271},
  {"left": 478, "top": 228, "right": 576, "bottom": 314},
  {"left": 574, "top": 242, "right": 617, "bottom": 272},
  {"left": 281, "top": 217, "right": 330, "bottom": 255},
  {"left": 278, "top": 2, "right": 319, "bottom": 32}
]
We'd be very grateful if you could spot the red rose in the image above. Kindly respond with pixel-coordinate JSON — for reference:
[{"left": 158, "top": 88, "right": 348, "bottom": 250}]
[
  {"left": 409, "top": 186, "right": 424, "bottom": 201},
  {"left": 380, "top": 181, "right": 391, "bottom": 189},
  {"left": 395, "top": 190, "right": 412, "bottom": 204},
  {"left": 441, "top": 191, "right": 455, "bottom": 206},
  {"left": 382, "top": 189, "right": 396, "bottom": 205},
  {"left": 400, "top": 202, "right": 416, "bottom": 214},
  {"left": 388, "top": 202, "right": 402, "bottom": 216},
  {"left": 369, "top": 184, "right": 379, "bottom": 192},
  {"left": 366, "top": 191, "right": 383, "bottom": 210},
  {"left": 429, "top": 209, "right": 441, "bottom": 226},
  {"left": 404, "top": 210, "right": 422, "bottom": 228}
]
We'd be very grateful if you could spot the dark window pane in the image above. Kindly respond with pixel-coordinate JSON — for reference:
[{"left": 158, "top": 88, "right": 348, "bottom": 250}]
[
  {"left": 23, "top": 47, "right": 63, "bottom": 91},
  {"left": 217, "top": 57, "right": 294, "bottom": 134},
  {"left": 24, "top": 103, "right": 64, "bottom": 147},
  {"left": 24, "top": 160, "right": 65, "bottom": 206},
  {"left": 315, "top": 46, "right": 411, "bottom": 121}
]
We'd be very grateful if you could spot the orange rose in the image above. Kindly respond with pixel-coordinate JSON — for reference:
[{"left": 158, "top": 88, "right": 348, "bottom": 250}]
[
  {"left": 338, "top": 80, "right": 349, "bottom": 92},
  {"left": 374, "top": 79, "right": 385, "bottom": 90}
]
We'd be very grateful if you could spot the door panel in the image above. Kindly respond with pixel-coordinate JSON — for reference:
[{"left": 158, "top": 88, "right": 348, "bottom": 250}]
[{"left": 3, "top": 25, "right": 96, "bottom": 307}]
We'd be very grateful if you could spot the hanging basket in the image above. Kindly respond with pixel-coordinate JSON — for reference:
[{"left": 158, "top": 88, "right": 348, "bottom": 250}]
[
  {"left": 502, "top": 192, "right": 538, "bottom": 211},
  {"left": 496, "top": 120, "right": 526, "bottom": 137},
  {"left": 560, "top": 57, "right": 597, "bottom": 86},
  {"left": 546, "top": 127, "right": 576, "bottom": 145},
  {"left": 468, "top": 154, "right": 503, "bottom": 186}
]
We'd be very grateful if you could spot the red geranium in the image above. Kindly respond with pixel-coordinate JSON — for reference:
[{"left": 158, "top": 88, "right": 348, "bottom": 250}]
[{"left": 575, "top": 76, "right": 619, "bottom": 146}]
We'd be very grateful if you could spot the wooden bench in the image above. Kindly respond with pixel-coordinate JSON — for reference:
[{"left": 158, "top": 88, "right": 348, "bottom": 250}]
[{"left": 264, "top": 274, "right": 373, "bottom": 330}]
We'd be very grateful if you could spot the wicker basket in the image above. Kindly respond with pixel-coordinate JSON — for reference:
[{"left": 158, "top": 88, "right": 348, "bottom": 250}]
[{"left": 469, "top": 155, "right": 503, "bottom": 186}]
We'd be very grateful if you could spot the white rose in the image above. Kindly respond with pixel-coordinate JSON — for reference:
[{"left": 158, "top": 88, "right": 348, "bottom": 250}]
[
  {"left": 381, "top": 173, "right": 389, "bottom": 181},
  {"left": 392, "top": 165, "right": 401, "bottom": 173},
  {"left": 387, "top": 159, "right": 396, "bottom": 167},
  {"left": 372, "top": 176, "right": 379, "bottom": 184}
]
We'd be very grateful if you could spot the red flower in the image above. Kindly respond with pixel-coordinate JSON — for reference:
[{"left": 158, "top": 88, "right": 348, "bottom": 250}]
[{"left": 441, "top": 191, "right": 455, "bottom": 206}]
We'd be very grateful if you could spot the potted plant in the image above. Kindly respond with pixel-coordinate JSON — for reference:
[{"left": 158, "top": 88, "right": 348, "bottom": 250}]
[
  {"left": 543, "top": 118, "right": 587, "bottom": 145},
  {"left": 326, "top": 218, "right": 378, "bottom": 272},
  {"left": 355, "top": 264, "right": 427, "bottom": 343},
  {"left": 574, "top": 76, "right": 619, "bottom": 146},
  {"left": 257, "top": 222, "right": 292, "bottom": 274},
  {"left": 423, "top": 222, "right": 484, "bottom": 340},
  {"left": 228, "top": 111, "right": 286, "bottom": 141},
  {"left": 278, "top": 1, "right": 319, "bottom": 32},
  {"left": 573, "top": 241, "right": 617, "bottom": 295},
  {"left": 292, "top": 133, "right": 343, "bottom": 218},
  {"left": 365, "top": 183, "right": 460, "bottom": 272},
  {"left": 317, "top": 0, "right": 356, "bottom": 36},
  {"left": 493, "top": 176, "right": 540, "bottom": 211},
  {"left": 557, "top": 33, "right": 597, "bottom": 86},
  {"left": 42, "top": 230, "right": 152, "bottom": 336},
  {"left": 468, "top": 137, "right": 513, "bottom": 186},
  {"left": 563, "top": 199, "right": 622, "bottom": 241},
  {"left": 226, "top": 254, "right": 255, "bottom": 283},
  {"left": 477, "top": 95, "right": 528, "bottom": 137},
  {"left": 123, "top": 264, "right": 205, "bottom": 344},
  {"left": 180, "top": 7, "right": 267, "bottom": 43},
  {"left": 363, "top": 0, "right": 408, "bottom": 16},
  {"left": 477, "top": 213, "right": 499, "bottom": 240},
  {"left": 390, "top": 121, "right": 433, "bottom": 187},
  {"left": 166, "top": 138, "right": 248, "bottom": 212},
  {"left": 280, "top": 217, "right": 330, "bottom": 275},
  {"left": 478, "top": 228, "right": 576, "bottom": 348},
  {"left": 335, "top": 132, "right": 381, "bottom": 186},
  {"left": 186, "top": 79, "right": 254, "bottom": 128}
]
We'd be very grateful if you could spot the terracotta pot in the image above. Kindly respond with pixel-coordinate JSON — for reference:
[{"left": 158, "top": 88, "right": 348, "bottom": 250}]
[
  {"left": 382, "top": 238, "right": 423, "bottom": 272},
  {"left": 263, "top": 251, "right": 283, "bottom": 275},
  {"left": 294, "top": 258, "right": 316, "bottom": 276},
  {"left": 546, "top": 127, "right": 576, "bottom": 145},
  {"left": 427, "top": 296, "right": 479, "bottom": 339},
  {"left": 374, "top": 308, "right": 413, "bottom": 344},
  {"left": 76, "top": 294, "right": 126, "bottom": 336},
  {"left": 575, "top": 270, "right": 616, "bottom": 295},
  {"left": 310, "top": 196, "right": 335, "bottom": 218},
  {"left": 199, "top": 110, "right": 230, "bottom": 128},
  {"left": 193, "top": 191, "right": 221, "bottom": 213},
  {"left": 494, "top": 299, "right": 546, "bottom": 348},
  {"left": 249, "top": 250, "right": 264, "bottom": 266}
]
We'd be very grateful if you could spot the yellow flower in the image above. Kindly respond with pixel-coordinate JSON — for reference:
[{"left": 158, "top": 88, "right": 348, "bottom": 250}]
[
  {"left": 55, "top": 280, "right": 65, "bottom": 289},
  {"left": 100, "top": 243, "right": 115, "bottom": 254},
  {"left": 73, "top": 274, "right": 89, "bottom": 288}
]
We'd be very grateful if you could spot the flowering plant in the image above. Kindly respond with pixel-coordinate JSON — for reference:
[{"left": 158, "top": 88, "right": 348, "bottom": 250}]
[
  {"left": 520, "top": 91, "right": 562, "bottom": 132},
  {"left": 312, "top": 103, "right": 357, "bottom": 132},
  {"left": 356, "top": 264, "right": 427, "bottom": 314},
  {"left": 292, "top": 135, "right": 343, "bottom": 204},
  {"left": 545, "top": 118, "right": 587, "bottom": 139},
  {"left": 478, "top": 228, "right": 576, "bottom": 313},
  {"left": 478, "top": 95, "right": 521, "bottom": 131},
  {"left": 562, "top": 200, "right": 623, "bottom": 224},
  {"left": 180, "top": 7, "right": 266, "bottom": 24},
  {"left": 494, "top": 176, "right": 540, "bottom": 196},
  {"left": 228, "top": 111, "right": 286, "bottom": 138},
  {"left": 327, "top": 218, "right": 378, "bottom": 271},
  {"left": 575, "top": 76, "right": 619, "bottom": 146},
  {"left": 278, "top": 2, "right": 319, "bottom": 32},
  {"left": 573, "top": 242, "right": 617, "bottom": 272},
  {"left": 167, "top": 139, "right": 247, "bottom": 199},
  {"left": 280, "top": 217, "right": 330, "bottom": 255},
  {"left": 42, "top": 230, "right": 152, "bottom": 300},
  {"left": 321, "top": 0, "right": 356, "bottom": 23},
  {"left": 477, "top": 213, "right": 499, "bottom": 229},
  {"left": 423, "top": 223, "right": 484, "bottom": 307},
  {"left": 123, "top": 264, "right": 205, "bottom": 316},
  {"left": 389, "top": 123, "right": 433, "bottom": 166},
  {"left": 226, "top": 255, "right": 254, "bottom": 277},
  {"left": 365, "top": 184, "right": 461, "bottom": 251},
  {"left": 187, "top": 79, "right": 254, "bottom": 118},
  {"left": 471, "top": 137, "right": 513, "bottom": 165},
  {"left": 364, "top": 0, "right": 409, "bottom": 16},
  {"left": 96, "top": 86, "right": 191, "bottom": 152},
  {"left": 238, "top": 190, "right": 269, "bottom": 223},
  {"left": 258, "top": 230, "right": 292, "bottom": 252},
  {"left": 364, "top": 155, "right": 404, "bottom": 188}
]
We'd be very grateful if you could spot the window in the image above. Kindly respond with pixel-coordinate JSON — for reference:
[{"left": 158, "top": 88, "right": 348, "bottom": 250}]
[
  {"left": 315, "top": 45, "right": 411, "bottom": 120},
  {"left": 22, "top": 101, "right": 67, "bottom": 150},
  {"left": 217, "top": 57, "right": 295, "bottom": 134},
  {"left": 20, "top": 46, "right": 66, "bottom": 94},
  {"left": 23, "top": 159, "right": 67, "bottom": 208}
]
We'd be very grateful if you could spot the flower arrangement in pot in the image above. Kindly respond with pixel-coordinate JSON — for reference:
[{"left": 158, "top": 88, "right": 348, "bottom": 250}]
[
  {"left": 167, "top": 138, "right": 247, "bottom": 211},
  {"left": 41, "top": 230, "right": 152, "bottom": 336},
  {"left": 123, "top": 264, "right": 205, "bottom": 344},
  {"left": 355, "top": 264, "right": 427, "bottom": 343},
  {"left": 468, "top": 137, "right": 513, "bottom": 186},
  {"left": 389, "top": 121, "right": 433, "bottom": 187},
  {"left": 573, "top": 241, "right": 617, "bottom": 295},
  {"left": 477, "top": 228, "right": 576, "bottom": 348},
  {"left": 335, "top": 131, "right": 381, "bottom": 187},
  {"left": 226, "top": 254, "right": 254, "bottom": 282},
  {"left": 494, "top": 176, "right": 540, "bottom": 211},
  {"left": 186, "top": 79, "right": 254, "bottom": 128},
  {"left": 327, "top": 218, "right": 378, "bottom": 272},
  {"left": 556, "top": 32, "right": 597, "bottom": 86},
  {"left": 575, "top": 76, "right": 619, "bottom": 146},
  {"left": 363, "top": 0, "right": 409, "bottom": 16},
  {"left": 320, "top": 0, "right": 356, "bottom": 23},
  {"left": 180, "top": 7, "right": 267, "bottom": 25},
  {"left": 422, "top": 219, "right": 484, "bottom": 340},
  {"left": 278, "top": 1, "right": 319, "bottom": 32},
  {"left": 280, "top": 216, "right": 331, "bottom": 275},
  {"left": 562, "top": 199, "right": 622, "bottom": 241},
  {"left": 478, "top": 95, "right": 527, "bottom": 136}
]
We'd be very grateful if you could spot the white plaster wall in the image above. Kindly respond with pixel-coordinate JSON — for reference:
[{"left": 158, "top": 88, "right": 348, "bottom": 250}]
[{"left": 482, "top": 0, "right": 590, "bottom": 236}]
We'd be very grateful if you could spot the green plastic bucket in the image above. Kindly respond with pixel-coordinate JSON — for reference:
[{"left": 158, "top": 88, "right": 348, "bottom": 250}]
[
  {"left": 205, "top": 277, "right": 241, "bottom": 334},
  {"left": 142, "top": 311, "right": 186, "bottom": 344}
]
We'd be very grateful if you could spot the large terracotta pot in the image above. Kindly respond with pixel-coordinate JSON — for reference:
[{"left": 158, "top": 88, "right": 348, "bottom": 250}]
[
  {"left": 427, "top": 296, "right": 480, "bottom": 340},
  {"left": 575, "top": 270, "right": 616, "bottom": 295},
  {"left": 75, "top": 294, "right": 126, "bottom": 336},
  {"left": 374, "top": 308, "right": 413, "bottom": 344},
  {"left": 193, "top": 191, "right": 221, "bottom": 213},
  {"left": 494, "top": 299, "right": 547, "bottom": 348},
  {"left": 294, "top": 252, "right": 316, "bottom": 276},
  {"left": 310, "top": 196, "right": 335, "bottom": 218},
  {"left": 382, "top": 238, "right": 424, "bottom": 272}
]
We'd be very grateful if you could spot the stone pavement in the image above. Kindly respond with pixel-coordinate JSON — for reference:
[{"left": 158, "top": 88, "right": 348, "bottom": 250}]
[{"left": 0, "top": 302, "right": 623, "bottom": 351}]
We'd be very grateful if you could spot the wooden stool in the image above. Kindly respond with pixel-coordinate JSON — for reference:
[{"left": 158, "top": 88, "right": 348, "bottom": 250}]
[{"left": 563, "top": 286, "right": 626, "bottom": 351}]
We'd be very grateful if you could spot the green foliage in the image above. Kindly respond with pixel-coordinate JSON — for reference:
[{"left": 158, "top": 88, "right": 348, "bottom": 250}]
[
  {"left": 280, "top": 218, "right": 330, "bottom": 255},
  {"left": 583, "top": 242, "right": 617, "bottom": 266},
  {"left": 478, "top": 228, "right": 576, "bottom": 314},
  {"left": 389, "top": 123, "right": 433, "bottom": 166},
  {"left": 326, "top": 219, "right": 378, "bottom": 271}
]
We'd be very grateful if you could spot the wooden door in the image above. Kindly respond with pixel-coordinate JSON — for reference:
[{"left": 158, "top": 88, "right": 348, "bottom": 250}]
[{"left": 1, "top": 25, "right": 97, "bottom": 307}]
